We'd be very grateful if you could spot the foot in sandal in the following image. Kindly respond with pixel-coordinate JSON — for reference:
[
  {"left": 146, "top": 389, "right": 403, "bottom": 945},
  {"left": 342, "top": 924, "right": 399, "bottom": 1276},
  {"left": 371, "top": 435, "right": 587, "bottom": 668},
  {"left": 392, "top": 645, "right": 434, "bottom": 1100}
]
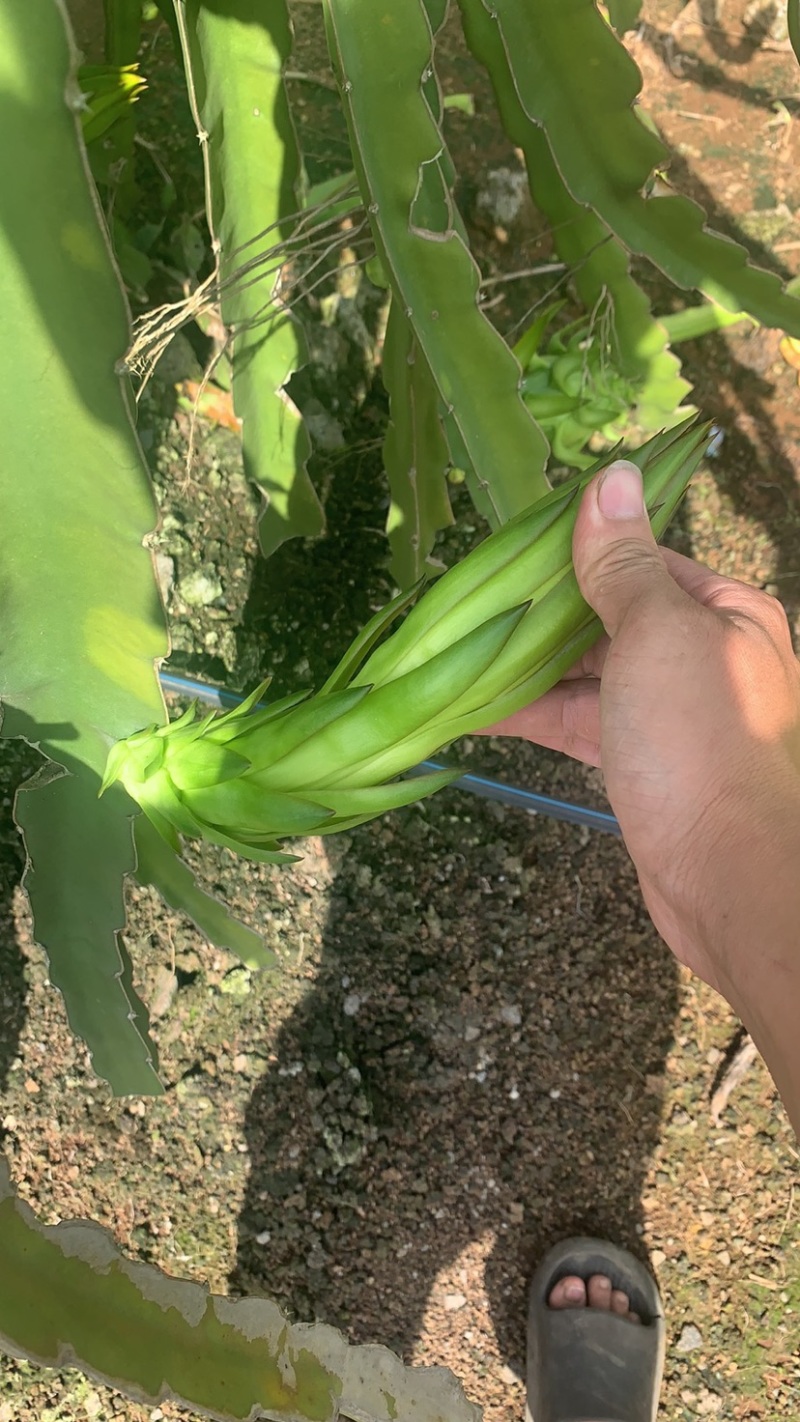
[{"left": 526, "top": 1238, "right": 665, "bottom": 1422}]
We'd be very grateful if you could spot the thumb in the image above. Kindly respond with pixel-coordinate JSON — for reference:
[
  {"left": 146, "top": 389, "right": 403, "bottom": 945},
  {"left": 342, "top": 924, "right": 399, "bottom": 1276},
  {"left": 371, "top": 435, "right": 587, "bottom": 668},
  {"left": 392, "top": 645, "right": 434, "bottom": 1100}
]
[{"left": 573, "top": 459, "right": 680, "bottom": 639}]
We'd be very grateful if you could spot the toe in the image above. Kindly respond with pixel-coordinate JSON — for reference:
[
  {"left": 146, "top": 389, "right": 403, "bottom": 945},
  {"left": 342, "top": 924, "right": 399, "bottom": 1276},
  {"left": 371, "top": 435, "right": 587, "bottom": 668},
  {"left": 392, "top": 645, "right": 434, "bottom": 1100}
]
[
  {"left": 587, "top": 1274, "right": 613, "bottom": 1310},
  {"left": 611, "top": 1289, "right": 642, "bottom": 1323},
  {"left": 549, "top": 1275, "right": 587, "bottom": 1309}
]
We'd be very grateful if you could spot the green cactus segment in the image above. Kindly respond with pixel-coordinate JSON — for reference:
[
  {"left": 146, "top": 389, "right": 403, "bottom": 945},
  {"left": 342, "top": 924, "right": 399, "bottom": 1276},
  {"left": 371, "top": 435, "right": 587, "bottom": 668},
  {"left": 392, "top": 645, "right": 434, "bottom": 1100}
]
[
  {"left": 0, "top": 1156, "right": 479, "bottom": 1422},
  {"left": 605, "top": 0, "right": 643, "bottom": 32},
  {"left": 484, "top": 0, "right": 800, "bottom": 333},
  {"left": 382, "top": 299, "right": 454, "bottom": 589},
  {"left": 105, "top": 421, "right": 707, "bottom": 861},
  {"left": 176, "top": 0, "right": 324, "bottom": 557},
  {"left": 103, "top": 0, "right": 143, "bottom": 64},
  {"left": 133, "top": 817, "right": 277, "bottom": 969},
  {"left": 14, "top": 773, "right": 162, "bottom": 1095},
  {"left": 0, "top": 0, "right": 168, "bottom": 1093},
  {"left": 790, "top": 0, "right": 800, "bottom": 67},
  {"left": 660, "top": 301, "right": 751, "bottom": 343},
  {"left": 457, "top": 0, "right": 689, "bottom": 450},
  {"left": 322, "top": 0, "right": 550, "bottom": 529},
  {"left": 0, "top": 0, "right": 167, "bottom": 776}
]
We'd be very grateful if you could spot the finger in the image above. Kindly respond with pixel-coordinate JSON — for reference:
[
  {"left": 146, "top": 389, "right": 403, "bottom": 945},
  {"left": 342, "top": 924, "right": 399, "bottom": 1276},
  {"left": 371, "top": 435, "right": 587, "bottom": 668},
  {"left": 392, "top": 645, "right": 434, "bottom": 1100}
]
[
  {"left": 569, "top": 631, "right": 610, "bottom": 681},
  {"left": 481, "top": 677, "right": 602, "bottom": 766},
  {"left": 573, "top": 462, "right": 688, "bottom": 638},
  {"left": 660, "top": 546, "right": 754, "bottom": 607}
]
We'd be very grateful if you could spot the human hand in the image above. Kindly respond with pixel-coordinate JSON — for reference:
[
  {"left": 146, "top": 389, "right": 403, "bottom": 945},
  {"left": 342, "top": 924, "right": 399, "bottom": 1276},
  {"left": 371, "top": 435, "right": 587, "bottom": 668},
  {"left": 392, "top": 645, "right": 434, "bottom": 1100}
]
[{"left": 487, "top": 459, "right": 800, "bottom": 1001}]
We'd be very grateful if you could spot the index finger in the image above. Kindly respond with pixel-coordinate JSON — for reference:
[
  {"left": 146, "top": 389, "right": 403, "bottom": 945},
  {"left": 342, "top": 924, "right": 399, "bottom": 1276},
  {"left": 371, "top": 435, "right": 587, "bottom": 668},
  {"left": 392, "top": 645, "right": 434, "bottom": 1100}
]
[{"left": 659, "top": 546, "right": 754, "bottom": 609}]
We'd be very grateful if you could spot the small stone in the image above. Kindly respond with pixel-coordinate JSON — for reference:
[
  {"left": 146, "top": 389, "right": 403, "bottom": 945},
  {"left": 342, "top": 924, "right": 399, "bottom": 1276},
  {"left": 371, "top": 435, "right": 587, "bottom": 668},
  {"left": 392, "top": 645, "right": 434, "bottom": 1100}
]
[
  {"left": 697, "top": 1391, "right": 722, "bottom": 1416},
  {"left": 255, "top": 1229, "right": 271, "bottom": 1245},
  {"left": 149, "top": 967, "right": 178, "bottom": 1020},
  {"left": 499, "top": 1004, "right": 522, "bottom": 1027},
  {"left": 676, "top": 1323, "right": 703, "bottom": 1353},
  {"left": 475, "top": 167, "right": 528, "bottom": 226},
  {"left": 499, "top": 1363, "right": 522, "bottom": 1386},
  {"left": 464, "top": 1024, "right": 481, "bottom": 1042},
  {"left": 179, "top": 569, "right": 223, "bottom": 606},
  {"left": 301, "top": 397, "right": 345, "bottom": 451},
  {"left": 153, "top": 552, "right": 175, "bottom": 600},
  {"left": 650, "top": 1249, "right": 666, "bottom": 1268},
  {"left": 444, "top": 1292, "right": 468, "bottom": 1312},
  {"left": 717, "top": 1249, "right": 732, "bottom": 1268},
  {"left": 343, "top": 993, "right": 361, "bottom": 1017}
]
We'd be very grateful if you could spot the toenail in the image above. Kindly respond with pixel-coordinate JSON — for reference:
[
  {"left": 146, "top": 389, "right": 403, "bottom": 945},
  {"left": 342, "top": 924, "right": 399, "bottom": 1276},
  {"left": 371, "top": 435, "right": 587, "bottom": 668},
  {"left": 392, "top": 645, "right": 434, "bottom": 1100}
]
[{"left": 564, "top": 1282, "right": 584, "bottom": 1302}]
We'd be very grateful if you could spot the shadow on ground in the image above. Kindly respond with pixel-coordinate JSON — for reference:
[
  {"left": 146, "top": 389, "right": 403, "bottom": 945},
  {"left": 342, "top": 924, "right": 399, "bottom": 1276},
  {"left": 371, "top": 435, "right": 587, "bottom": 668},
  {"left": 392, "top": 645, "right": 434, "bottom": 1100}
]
[
  {"left": 644, "top": 5, "right": 797, "bottom": 91},
  {"left": 231, "top": 753, "right": 679, "bottom": 1375}
]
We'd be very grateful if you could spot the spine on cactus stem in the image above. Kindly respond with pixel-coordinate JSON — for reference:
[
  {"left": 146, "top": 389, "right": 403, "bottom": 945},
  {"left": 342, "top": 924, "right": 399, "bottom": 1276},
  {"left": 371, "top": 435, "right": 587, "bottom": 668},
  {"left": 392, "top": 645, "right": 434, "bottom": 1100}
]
[{"left": 102, "top": 419, "right": 709, "bottom": 862}]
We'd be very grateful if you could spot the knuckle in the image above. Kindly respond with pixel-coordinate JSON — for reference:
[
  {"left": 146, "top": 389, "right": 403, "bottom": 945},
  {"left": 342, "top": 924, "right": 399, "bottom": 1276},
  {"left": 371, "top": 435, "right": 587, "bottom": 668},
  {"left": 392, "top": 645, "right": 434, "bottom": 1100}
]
[
  {"left": 760, "top": 589, "right": 791, "bottom": 636},
  {"left": 592, "top": 537, "right": 660, "bottom": 587},
  {"left": 740, "top": 585, "right": 794, "bottom": 650}
]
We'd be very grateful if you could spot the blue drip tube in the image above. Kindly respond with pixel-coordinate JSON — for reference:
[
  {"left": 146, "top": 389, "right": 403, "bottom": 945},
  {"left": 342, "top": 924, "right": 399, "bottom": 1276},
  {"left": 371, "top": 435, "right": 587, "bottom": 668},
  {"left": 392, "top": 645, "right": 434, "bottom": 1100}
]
[{"left": 159, "top": 670, "right": 622, "bottom": 837}]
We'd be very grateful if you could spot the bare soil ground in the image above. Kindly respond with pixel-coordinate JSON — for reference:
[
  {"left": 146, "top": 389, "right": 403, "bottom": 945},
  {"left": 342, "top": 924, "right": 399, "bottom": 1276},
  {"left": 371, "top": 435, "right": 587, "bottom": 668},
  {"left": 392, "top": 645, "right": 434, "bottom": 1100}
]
[{"left": 1, "top": 3, "right": 799, "bottom": 1420}]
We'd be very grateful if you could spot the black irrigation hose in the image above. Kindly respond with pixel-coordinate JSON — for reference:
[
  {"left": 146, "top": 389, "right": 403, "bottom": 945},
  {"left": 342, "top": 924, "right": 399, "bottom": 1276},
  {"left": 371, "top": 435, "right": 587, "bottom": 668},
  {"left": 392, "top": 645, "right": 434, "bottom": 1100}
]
[{"left": 159, "top": 671, "right": 622, "bottom": 837}]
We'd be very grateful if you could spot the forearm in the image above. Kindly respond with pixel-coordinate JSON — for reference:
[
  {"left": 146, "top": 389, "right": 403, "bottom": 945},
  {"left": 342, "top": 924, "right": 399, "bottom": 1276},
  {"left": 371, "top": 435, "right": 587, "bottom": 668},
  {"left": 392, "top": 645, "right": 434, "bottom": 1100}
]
[
  {"left": 735, "top": 971, "right": 800, "bottom": 1139},
  {"left": 703, "top": 797, "right": 800, "bottom": 1138},
  {"left": 721, "top": 900, "right": 800, "bottom": 1137}
]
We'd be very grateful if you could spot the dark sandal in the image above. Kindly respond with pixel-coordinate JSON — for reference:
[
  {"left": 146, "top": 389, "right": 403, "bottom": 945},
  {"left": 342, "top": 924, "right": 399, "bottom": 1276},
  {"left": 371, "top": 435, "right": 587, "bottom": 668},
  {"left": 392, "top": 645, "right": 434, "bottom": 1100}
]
[{"left": 526, "top": 1237, "right": 665, "bottom": 1422}]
